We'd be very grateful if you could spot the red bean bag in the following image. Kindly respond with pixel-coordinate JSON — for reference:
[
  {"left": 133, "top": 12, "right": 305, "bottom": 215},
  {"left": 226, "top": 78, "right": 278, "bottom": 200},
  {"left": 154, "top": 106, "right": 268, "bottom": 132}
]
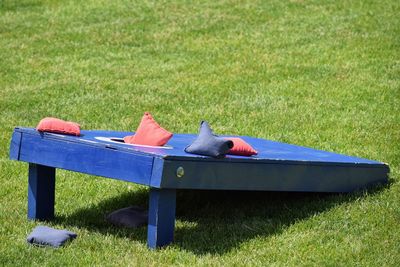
[
  {"left": 36, "top": 117, "right": 80, "bottom": 136},
  {"left": 226, "top": 137, "right": 258, "bottom": 156},
  {"left": 124, "top": 112, "right": 173, "bottom": 146}
]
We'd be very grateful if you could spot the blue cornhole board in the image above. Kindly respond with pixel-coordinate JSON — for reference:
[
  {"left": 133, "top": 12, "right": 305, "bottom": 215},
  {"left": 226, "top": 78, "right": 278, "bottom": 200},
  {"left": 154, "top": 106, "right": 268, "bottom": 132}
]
[{"left": 9, "top": 127, "right": 389, "bottom": 248}]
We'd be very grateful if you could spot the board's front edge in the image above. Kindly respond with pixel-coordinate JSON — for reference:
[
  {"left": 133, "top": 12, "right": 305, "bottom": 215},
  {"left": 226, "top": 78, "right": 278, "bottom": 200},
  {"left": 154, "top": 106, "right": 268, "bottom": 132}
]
[{"left": 17, "top": 132, "right": 154, "bottom": 185}]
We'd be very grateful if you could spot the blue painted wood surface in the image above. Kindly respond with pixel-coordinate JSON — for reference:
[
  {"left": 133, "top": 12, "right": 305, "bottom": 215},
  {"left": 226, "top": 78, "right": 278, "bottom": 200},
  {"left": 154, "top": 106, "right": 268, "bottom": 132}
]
[
  {"left": 14, "top": 129, "right": 154, "bottom": 185},
  {"left": 8, "top": 127, "right": 390, "bottom": 248},
  {"left": 9, "top": 127, "right": 389, "bottom": 192},
  {"left": 11, "top": 127, "right": 387, "bottom": 165},
  {"left": 158, "top": 160, "right": 388, "bottom": 192},
  {"left": 147, "top": 188, "right": 176, "bottom": 249},
  {"left": 28, "top": 163, "right": 55, "bottom": 220},
  {"left": 9, "top": 131, "right": 22, "bottom": 160}
]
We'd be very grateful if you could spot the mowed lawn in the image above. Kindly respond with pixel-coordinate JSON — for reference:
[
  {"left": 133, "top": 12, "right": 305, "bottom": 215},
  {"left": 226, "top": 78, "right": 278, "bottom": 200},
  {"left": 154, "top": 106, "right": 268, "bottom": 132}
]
[{"left": 1, "top": 0, "right": 399, "bottom": 265}]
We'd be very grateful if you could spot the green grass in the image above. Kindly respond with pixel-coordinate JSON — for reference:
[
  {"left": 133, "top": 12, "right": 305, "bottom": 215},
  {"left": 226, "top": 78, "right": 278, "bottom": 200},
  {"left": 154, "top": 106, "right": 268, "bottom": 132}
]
[{"left": 1, "top": 0, "right": 399, "bottom": 265}]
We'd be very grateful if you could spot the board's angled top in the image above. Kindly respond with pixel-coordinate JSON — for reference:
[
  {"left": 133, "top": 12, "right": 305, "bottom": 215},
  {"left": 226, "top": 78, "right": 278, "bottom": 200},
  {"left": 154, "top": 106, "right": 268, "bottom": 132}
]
[{"left": 12, "top": 127, "right": 388, "bottom": 168}]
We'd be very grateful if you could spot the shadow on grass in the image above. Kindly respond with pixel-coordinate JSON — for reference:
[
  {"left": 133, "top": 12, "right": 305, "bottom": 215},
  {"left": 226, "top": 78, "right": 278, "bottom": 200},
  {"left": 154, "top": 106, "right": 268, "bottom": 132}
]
[{"left": 55, "top": 183, "right": 388, "bottom": 255}]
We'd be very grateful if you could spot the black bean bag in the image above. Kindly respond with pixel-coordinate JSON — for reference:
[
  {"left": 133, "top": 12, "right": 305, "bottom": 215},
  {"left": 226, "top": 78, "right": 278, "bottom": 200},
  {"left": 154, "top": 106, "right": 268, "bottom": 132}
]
[{"left": 185, "top": 121, "right": 233, "bottom": 158}]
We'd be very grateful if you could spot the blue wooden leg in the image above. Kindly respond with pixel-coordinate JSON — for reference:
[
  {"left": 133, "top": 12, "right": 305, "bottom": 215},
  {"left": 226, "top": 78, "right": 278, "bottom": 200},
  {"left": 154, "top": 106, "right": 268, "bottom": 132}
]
[
  {"left": 28, "top": 163, "right": 56, "bottom": 220},
  {"left": 147, "top": 188, "right": 176, "bottom": 249}
]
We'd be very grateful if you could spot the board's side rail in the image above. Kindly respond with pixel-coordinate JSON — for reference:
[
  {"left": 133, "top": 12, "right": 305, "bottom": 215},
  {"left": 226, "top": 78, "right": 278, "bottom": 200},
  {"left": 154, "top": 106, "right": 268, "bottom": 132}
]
[{"left": 154, "top": 159, "right": 389, "bottom": 193}]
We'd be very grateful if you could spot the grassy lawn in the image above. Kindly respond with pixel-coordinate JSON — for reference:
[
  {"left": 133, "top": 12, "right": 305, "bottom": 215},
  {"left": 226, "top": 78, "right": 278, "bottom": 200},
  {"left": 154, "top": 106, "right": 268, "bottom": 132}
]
[{"left": 1, "top": 0, "right": 399, "bottom": 265}]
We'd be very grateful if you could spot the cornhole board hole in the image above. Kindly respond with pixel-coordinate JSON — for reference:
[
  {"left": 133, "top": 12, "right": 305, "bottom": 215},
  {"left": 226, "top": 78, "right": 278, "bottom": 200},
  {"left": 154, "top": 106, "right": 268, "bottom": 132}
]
[{"left": 9, "top": 127, "right": 389, "bottom": 248}]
